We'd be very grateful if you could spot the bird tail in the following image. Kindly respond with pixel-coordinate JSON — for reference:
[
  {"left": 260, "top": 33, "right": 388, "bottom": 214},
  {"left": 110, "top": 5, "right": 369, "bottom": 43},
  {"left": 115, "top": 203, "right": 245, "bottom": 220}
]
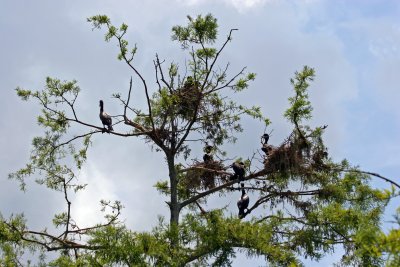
[
  {"left": 238, "top": 209, "right": 245, "bottom": 218},
  {"left": 108, "top": 125, "right": 114, "bottom": 131},
  {"left": 230, "top": 174, "right": 238, "bottom": 181}
]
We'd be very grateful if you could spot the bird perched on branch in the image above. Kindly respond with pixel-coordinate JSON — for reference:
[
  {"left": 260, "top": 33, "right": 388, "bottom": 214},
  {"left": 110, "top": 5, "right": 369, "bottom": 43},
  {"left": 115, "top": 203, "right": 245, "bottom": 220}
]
[
  {"left": 99, "top": 100, "right": 113, "bottom": 132},
  {"left": 237, "top": 183, "right": 249, "bottom": 218},
  {"left": 261, "top": 133, "right": 270, "bottom": 154},
  {"left": 231, "top": 162, "right": 245, "bottom": 182},
  {"left": 203, "top": 145, "right": 214, "bottom": 163},
  {"left": 261, "top": 133, "right": 269, "bottom": 144}
]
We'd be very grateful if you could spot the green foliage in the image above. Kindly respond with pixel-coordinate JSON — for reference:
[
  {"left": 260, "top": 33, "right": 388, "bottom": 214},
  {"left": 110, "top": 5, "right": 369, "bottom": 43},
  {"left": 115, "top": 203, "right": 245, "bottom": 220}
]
[
  {"left": 3, "top": 13, "right": 399, "bottom": 267},
  {"left": 233, "top": 73, "right": 256, "bottom": 92},
  {"left": 88, "top": 15, "right": 137, "bottom": 61},
  {"left": 52, "top": 212, "right": 68, "bottom": 228},
  {"left": 284, "top": 66, "right": 315, "bottom": 124},
  {"left": 196, "top": 47, "right": 217, "bottom": 59},
  {"left": 349, "top": 207, "right": 400, "bottom": 267},
  {"left": 10, "top": 77, "right": 91, "bottom": 192},
  {"left": 42, "top": 212, "right": 301, "bottom": 266},
  {"left": 0, "top": 213, "right": 38, "bottom": 266},
  {"left": 154, "top": 180, "right": 170, "bottom": 195},
  {"left": 172, "top": 14, "right": 218, "bottom": 49}
]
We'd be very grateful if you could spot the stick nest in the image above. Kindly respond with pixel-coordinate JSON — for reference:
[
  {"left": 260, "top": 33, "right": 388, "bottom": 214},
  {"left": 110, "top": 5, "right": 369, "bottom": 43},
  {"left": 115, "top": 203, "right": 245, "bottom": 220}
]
[
  {"left": 175, "top": 79, "right": 202, "bottom": 118},
  {"left": 262, "top": 132, "right": 328, "bottom": 176},
  {"left": 183, "top": 160, "right": 229, "bottom": 190}
]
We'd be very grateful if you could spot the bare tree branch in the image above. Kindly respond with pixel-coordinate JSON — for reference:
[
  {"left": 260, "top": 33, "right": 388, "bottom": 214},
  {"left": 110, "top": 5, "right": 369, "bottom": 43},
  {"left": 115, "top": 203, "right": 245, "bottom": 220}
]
[{"left": 180, "top": 168, "right": 270, "bottom": 209}]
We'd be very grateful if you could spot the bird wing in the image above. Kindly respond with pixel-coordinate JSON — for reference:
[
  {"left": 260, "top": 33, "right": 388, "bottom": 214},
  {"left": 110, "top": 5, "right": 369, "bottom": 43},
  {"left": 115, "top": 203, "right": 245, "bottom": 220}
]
[{"left": 100, "top": 111, "right": 112, "bottom": 125}]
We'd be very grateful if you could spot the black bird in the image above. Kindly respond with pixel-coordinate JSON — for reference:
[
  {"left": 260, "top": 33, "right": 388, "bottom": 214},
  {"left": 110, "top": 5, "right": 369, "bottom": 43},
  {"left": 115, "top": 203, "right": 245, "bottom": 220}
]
[
  {"left": 261, "top": 133, "right": 271, "bottom": 154},
  {"left": 237, "top": 184, "right": 249, "bottom": 218},
  {"left": 203, "top": 153, "right": 213, "bottom": 163},
  {"left": 231, "top": 162, "right": 245, "bottom": 182},
  {"left": 261, "top": 133, "right": 269, "bottom": 144},
  {"left": 203, "top": 145, "right": 214, "bottom": 163},
  {"left": 99, "top": 100, "right": 113, "bottom": 132}
]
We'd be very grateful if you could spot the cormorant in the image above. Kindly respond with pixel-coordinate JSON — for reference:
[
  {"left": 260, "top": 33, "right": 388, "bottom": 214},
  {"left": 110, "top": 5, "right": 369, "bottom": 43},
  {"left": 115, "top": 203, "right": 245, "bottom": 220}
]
[
  {"left": 237, "top": 184, "right": 249, "bottom": 218},
  {"left": 231, "top": 162, "right": 245, "bottom": 182},
  {"left": 99, "top": 100, "right": 113, "bottom": 132},
  {"left": 203, "top": 145, "right": 214, "bottom": 163},
  {"left": 261, "top": 133, "right": 269, "bottom": 144},
  {"left": 261, "top": 134, "right": 270, "bottom": 154}
]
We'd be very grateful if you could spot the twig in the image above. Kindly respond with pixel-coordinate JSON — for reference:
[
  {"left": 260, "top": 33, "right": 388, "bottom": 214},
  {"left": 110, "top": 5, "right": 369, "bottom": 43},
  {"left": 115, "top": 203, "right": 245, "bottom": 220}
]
[
  {"left": 180, "top": 168, "right": 270, "bottom": 209},
  {"left": 124, "top": 77, "right": 133, "bottom": 120},
  {"left": 339, "top": 169, "right": 400, "bottom": 190}
]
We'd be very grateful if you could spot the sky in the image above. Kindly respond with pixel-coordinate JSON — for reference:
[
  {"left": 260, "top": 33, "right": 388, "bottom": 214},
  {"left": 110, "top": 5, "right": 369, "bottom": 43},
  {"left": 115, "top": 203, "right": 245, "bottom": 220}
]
[{"left": 0, "top": 0, "right": 399, "bottom": 266}]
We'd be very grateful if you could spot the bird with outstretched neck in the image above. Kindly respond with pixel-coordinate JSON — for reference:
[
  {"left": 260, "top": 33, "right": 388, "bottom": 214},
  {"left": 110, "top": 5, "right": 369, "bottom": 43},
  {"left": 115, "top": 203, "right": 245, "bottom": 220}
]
[
  {"left": 99, "top": 100, "right": 113, "bottom": 133},
  {"left": 231, "top": 161, "right": 245, "bottom": 182},
  {"left": 237, "top": 183, "right": 249, "bottom": 218},
  {"left": 203, "top": 145, "right": 214, "bottom": 163}
]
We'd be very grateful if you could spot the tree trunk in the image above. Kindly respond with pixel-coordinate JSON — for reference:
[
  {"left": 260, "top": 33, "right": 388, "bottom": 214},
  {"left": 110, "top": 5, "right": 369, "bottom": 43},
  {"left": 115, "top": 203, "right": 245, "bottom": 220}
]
[
  {"left": 167, "top": 154, "right": 181, "bottom": 248},
  {"left": 167, "top": 154, "right": 180, "bottom": 226}
]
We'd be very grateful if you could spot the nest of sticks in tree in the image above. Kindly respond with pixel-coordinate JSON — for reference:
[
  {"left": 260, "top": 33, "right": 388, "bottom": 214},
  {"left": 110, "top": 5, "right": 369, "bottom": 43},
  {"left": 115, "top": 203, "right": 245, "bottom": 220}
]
[
  {"left": 175, "top": 78, "right": 202, "bottom": 118},
  {"left": 154, "top": 128, "right": 170, "bottom": 139},
  {"left": 148, "top": 128, "right": 171, "bottom": 144},
  {"left": 183, "top": 160, "right": 229, "bottom": 190},
  {"left": 262, "top": 132, "right": 328, "bottom": 176}
]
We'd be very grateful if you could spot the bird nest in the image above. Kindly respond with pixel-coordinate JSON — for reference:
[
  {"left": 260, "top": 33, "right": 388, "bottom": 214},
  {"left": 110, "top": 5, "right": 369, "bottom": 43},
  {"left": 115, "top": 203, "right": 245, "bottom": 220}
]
[
  {"left": 182, "top": 160, "right": 229, "bottom": 190},
  {"left": 174, "top": 79, "right": 202, "bottom": 117},
  {"left": 262, "top": 132, "right": 327, "bottom": 175},
  {"left": 152, "top": 128, "right": 170, "bottom": 140}
]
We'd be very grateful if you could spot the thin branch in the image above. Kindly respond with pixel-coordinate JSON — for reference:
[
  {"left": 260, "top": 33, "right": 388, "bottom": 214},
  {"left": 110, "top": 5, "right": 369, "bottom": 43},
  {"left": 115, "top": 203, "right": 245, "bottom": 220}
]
[
  {"left": 62, "top": 178, "right": 71, "bottom": 240},
  {"left": 115, "top": 34, "right": 155, "bottom": 130},
  {"left": 51, "top": 131, "right": 97, "bottom": 155},
  {"left": 115, "top": 96, "right": 142, "bottom": 116},
  {"left": 346, "top": 169, "right": 400, "bottom": 190},
  {"left": 242, "top": 194, "right": 275, "bottom": 218},
  {"left": 208, "top": 67, "right": 246, "bottom": 94},
  {"left": 154, "top": 60, "right": 163, "bottom": 93},
  {"left": 201, "top": 29, "right": 238, "bottom": 91},
  {"left": 210, "top": 63, "right": 230, "bottom": 91},
  {"left": 155, "top": 54, "right": 173, "bottom": 93},
  {"left": 124, "top": 77, "right": 133, "bottom": 120},
  {"left": 180, "top": 168, "right": 270, "bottom": 209},
  {"left": 195, "top": 201, "right": 207, "bottom": 215},
  {"left": 175, "top": 29, "right": 238, "bottom": 153},
  {"left": 68, "top": 118, "right": 150, "bottom": 137},
  {"left": 179, "top": 166, "right": 231, "bottom": 176},
  {"left": 61, "top": 94, "right": 78, "bottom": 121}
]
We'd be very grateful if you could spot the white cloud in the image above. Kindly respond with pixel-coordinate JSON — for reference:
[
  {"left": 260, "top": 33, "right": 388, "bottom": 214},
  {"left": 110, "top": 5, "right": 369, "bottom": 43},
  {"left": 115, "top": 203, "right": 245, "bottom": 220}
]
[
  {"left": 176, "top": 0, "right": 207, "bottom": 6},
  {"left": 71, "top": 164, "right": 118, "bottom": 228},
  {"left": 365, "top": 24, "right": 400, "bottom": 59},
  {"left": 227, "top": 0, "right": 268, "bottom": 11},
  {"left": 176, "top": 0, "right": 270, "bottom": 12}
]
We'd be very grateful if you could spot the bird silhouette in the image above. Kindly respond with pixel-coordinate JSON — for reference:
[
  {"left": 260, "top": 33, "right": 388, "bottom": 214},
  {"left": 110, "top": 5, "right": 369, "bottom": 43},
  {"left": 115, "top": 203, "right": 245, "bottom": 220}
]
[
  {"left": 203, "top": 145, "right": 214, "bottom": 163},
  {"left": 237, "top": 185, "right": 249, "bottom": 218},
  {"left": 231, "top": 162, "right": 245, "bottom": 182},
  {"left": 99, "top": 100, "right": 113, "bottom": 132}
]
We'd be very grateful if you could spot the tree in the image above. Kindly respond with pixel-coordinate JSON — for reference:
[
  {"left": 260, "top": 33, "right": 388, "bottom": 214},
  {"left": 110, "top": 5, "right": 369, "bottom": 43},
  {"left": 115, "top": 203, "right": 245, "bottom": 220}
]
[{"left": 1, "top": 14, "right": 399, "bottom": 266}]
